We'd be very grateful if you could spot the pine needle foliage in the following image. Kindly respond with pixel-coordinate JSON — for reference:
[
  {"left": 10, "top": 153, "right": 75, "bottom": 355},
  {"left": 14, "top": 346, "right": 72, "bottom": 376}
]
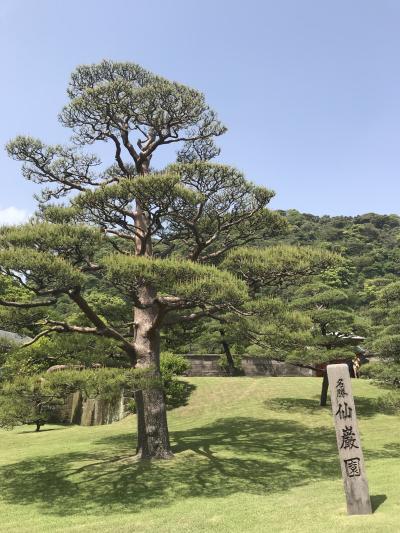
[{"left": 103, "top": 254, "right": 247, "bottom": 307}]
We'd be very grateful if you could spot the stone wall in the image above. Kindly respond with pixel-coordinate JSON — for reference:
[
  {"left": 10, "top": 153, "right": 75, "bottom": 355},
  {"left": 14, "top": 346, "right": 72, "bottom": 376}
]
[
  {"left": 183, "top": 354, "right": 315, "bottom": 377},
  {"left": 56, "top": 392, "right": 127, "bottom": 426}
]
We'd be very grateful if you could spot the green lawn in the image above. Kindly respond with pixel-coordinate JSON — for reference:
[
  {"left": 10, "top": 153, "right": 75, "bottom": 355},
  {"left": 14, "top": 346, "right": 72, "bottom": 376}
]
[{"left": 0, "top": 377, "right": 399, "bottom": 532}]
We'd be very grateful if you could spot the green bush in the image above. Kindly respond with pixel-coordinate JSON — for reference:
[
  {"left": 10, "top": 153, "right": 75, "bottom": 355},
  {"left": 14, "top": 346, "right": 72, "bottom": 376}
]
[
  {"left": 111, "top": 353, "right": 192, "bottom": 412},
  {"left": 360, "top": 362, "right": 400, "bottom": 413},
  {"left": 0, "top": 375, "right": 65, "bottom": 431},
  {"left": 360, "top": 361, "right": 400, "bottom": 388},
  {"left": 374, "top": 391, "right": 400, "bottom": 413},
  {"left": 160, "top": 352, "right": 189, "bottom": 378},
  {"left": 45, "top": 367, "right": 154, "bottom": 401},
  {"left": 160, "top": 352, "right": 193, "bottom": 410},
  {"left": 0, "top": 354, "right": 193, "bottom": 430},
  {"left": 164, "top": 379, "right": 195, "bottom": 409}
]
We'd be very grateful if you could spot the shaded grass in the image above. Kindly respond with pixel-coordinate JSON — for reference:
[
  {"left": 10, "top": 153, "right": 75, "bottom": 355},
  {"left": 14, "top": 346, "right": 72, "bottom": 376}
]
[
  {"left": 0, "top": 418, "right": 341, "bottom": 514},
  {"left": 0, "top": 377, "right": 399, "bottom": 532},
  {"left": 265, "top": 394, "right": 387, "bottom": 418}
]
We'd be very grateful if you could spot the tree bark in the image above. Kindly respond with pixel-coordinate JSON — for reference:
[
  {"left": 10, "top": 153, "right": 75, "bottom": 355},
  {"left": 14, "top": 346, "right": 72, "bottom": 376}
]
[
  {"left": 134, "top": 387, "right": 172, "bottom": 459},
  {"left": 131, "top": 159, "right": 172, "bottom": 459},
  {"left": 320, "top": 370, "right": 329, "bottom": 406},
  {"left": 133, "top": 286, "right": 173, "bottom": 460}
]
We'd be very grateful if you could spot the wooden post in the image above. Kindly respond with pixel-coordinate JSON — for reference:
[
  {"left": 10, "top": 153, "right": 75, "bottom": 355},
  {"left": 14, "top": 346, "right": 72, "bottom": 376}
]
[{"left": 327, "top": 363, "right": 372, "bottom": 515}]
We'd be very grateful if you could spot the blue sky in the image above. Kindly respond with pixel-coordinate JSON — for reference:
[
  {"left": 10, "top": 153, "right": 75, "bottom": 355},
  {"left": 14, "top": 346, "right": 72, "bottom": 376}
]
[{"left": 1, "top": 0, "right": 400, "bottom": 222}]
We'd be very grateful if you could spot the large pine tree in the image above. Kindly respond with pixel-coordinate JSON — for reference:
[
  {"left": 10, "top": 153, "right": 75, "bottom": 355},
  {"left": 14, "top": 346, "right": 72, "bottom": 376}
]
[{"left": 1, "top": 61, "right": 338, "bottom": 459}]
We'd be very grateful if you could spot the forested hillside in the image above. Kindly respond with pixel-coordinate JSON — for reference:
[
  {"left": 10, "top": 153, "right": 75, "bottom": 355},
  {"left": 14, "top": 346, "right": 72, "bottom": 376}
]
[
  {"left": 275, "top": 210, "right": 400, "bottom": 281},
  {"left": 269, "top": 211, "right": 400, "bottom": 386}
]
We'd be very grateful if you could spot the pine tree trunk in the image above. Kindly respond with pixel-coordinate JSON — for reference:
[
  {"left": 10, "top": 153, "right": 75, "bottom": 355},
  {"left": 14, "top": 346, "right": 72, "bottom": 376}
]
[
  {"left": 134, "top": 387, "right": 172, "bottom": 459},
  {"left": 131, "top": 159, "right": 172, "bottom": 460},
  {"left": 219, "top": 329, "right": 237, "bottom": 376},
  {"left": 133, "top": 285, "right": 173, "bottom": 460},
  {"left": 320, "top": 370, "right": 329, "bottom": 406}
]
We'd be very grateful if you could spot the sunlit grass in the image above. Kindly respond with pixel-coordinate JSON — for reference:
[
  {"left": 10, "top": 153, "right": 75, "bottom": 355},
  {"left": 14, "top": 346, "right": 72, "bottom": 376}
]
[{"left": 0, "top": 377, "right": 399, "bottom": 532}]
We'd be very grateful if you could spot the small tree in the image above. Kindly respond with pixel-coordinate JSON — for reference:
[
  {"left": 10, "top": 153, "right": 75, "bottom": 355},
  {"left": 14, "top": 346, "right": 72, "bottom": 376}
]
[
  {"left": 0, "top": 375, "right": 64, "bottom": 432},
  {"left": 291, "top": 280, "right": 369, "bottom": 405},
  {"left": 361, "top": 280, "right": 400, "bottom": 388},
  {"left": 216, "top": 246, "right": 342, "bottom": 363}
]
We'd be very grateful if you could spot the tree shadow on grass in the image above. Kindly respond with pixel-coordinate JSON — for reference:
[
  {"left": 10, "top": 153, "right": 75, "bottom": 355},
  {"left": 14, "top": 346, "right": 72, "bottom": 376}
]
[
  {"left": 365, "top": 442, "right": 400, "bottom": 461},
  {"left": 266, "top": 396, "right": 385, "bottom": 419},
  {"left": 19, "top": 427, "right": 69, "bottom": 434},
  {"left": 0, "top": 417, "right": 337, "bottom": 516},
  {"left": 0, "top": 416, "right": 398, "bottom": 517}
]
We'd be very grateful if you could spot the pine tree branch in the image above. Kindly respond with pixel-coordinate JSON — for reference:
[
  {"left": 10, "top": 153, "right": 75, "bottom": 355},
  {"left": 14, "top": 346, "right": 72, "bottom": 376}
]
[
  {"left": 67, "top": 288, "right": 137, "bottom": 362},
  {"left": 120, "top": 129, "right": 139, "bottom": 163},
  {"left": 0, "top": 298, "right": 57, "bottom": 308},
  {"left": 163, "top": 308, "right": 218, "bottom": 325},
  {"left": 108, "top": 133, "right": 129, "bottom": 175},
  {"left": 41, "top": 319, "right": 99, "bottom": 334},
  {"left": 22, "top": 327, "right": 65, "bottom": 347},
  {"left": 157, "top": 296, "right": 187, "bottom": 308},
  {"left": 104, "top": 229, "right": 138, "bottom": 241},
  {"left": 1, "top": 269, "right": 72, "bottom": 298}
]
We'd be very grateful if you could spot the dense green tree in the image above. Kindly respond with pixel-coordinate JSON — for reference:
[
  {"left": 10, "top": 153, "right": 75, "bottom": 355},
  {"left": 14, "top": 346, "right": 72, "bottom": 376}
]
[
  {"left": 289, "top": 279, "right": 369, "bottom": 405},
  {"left": 5, "top": 62, "right": 378, "bottom": 456},
  {"left": 220, "top": 246, "right": 342, "bottom": 365},
  {"left": 162, "top": 245, "right": 343, "bottom": 375},
  {"left": 361, "top": 280, "right": 400, "bottom": 388}
]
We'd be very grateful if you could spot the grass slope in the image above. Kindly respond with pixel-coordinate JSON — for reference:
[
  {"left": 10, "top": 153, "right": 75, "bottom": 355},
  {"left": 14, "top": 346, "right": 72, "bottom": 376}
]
[{"left": 0, "top": 377, "right": 399, "bottom": 532}]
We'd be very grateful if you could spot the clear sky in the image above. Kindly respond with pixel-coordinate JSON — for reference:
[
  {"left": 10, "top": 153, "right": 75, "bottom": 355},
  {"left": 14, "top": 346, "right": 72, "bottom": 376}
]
[{"left": 1, "top": 0, "right": 400, "bottom": 223}]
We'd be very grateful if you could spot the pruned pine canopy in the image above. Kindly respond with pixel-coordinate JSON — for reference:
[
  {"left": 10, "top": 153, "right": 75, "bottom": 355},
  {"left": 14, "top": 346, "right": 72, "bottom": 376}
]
[
  {"left": 0, "top": 248, "right": 83, "bottom": 296},
  {"left": 222, "top": 245, "right": 342, "bottom": 291},
  {"left": 366, "top": 281, "right": 400, "bottom": 362},
  {"left": 0, "top": 223, "right": 102, "bottom": 260},
  {"left": 103, "top": 255, "right": 247, "bottom": 308},
  {"left": 59, "top": 61, "right": 226, "bottom": 155},
  {"left": 0, "top": 220, "right": 247, "bottom": 313},
  {"left": 234, "top": 296, "right": 314, "bottom": 356},
  {"left": 1, "top": 60, "right": 344, "bottom": 363},
  {"left": 70, "top": 162, "right": 284, "bottom": 259}
]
